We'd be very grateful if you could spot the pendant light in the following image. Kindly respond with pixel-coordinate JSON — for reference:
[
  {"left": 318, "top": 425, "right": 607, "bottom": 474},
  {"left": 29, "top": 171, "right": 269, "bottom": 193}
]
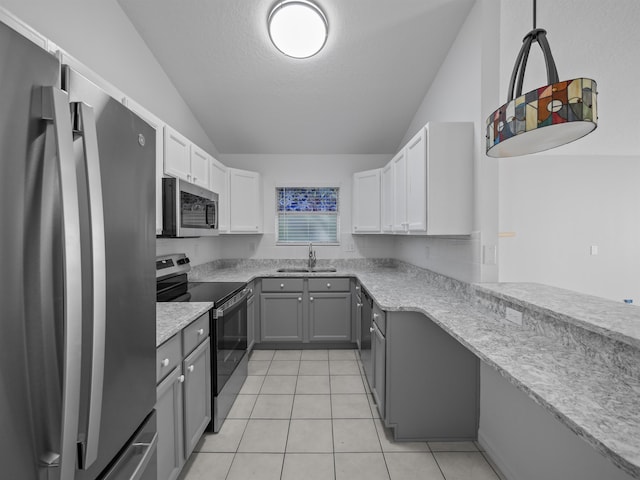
[
  {"left": 486, "top": 0, "right": 597, "bottom": 158},
  {"left": 268, "top": 0, "right": 328, "bottom": 59}
]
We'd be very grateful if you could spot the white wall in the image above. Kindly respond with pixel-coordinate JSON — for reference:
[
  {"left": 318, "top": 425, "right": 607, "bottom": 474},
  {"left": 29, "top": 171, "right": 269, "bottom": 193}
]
[
  {"left": 219, "top": 154, "right": 395, "bottom": 261},
  {"left": 498, "top": 0, "right": 640, "bottom": 302},
  {"left": 392, "top": 0, "right": 501, "bottom": 284},
  {"left": 0, "top": 0, "right": 218, "bottom": 157}
]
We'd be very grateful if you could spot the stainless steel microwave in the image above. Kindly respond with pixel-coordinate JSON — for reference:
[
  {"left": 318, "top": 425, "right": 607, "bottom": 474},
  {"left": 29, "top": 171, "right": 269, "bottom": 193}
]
[{"left": 161, "top": 177, "right": 219, "bottom": 237}]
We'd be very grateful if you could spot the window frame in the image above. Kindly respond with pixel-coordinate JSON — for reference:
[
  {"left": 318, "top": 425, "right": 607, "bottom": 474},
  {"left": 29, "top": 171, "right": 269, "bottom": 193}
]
[{"left": 275, "top": 185, "right": 341, "bottom": 246}]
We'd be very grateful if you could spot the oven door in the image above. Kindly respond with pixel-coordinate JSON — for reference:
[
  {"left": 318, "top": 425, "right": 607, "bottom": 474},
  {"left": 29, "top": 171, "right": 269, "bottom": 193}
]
[{"left": 215, "top": 290, "right": 248, "bottom": 395}]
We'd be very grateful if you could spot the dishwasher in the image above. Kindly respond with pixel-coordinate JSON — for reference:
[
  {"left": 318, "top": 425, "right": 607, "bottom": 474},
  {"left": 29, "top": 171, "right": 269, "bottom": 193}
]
[{"left": 360, "top": 287, "right": 374, "bottom": 388}]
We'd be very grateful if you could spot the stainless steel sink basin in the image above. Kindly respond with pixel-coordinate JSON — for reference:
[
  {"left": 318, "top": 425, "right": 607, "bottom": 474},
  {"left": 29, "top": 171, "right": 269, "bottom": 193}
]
[{"left": 276, "top": 266, "right": 337, "bottom": 273}]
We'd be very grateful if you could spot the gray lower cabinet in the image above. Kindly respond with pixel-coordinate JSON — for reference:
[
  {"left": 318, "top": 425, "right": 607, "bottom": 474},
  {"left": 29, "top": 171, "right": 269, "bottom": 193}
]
[
  {"left": 383, "top": 311, "right": 479, "bottom": 441},
  {"left": 260, "top": 293, "right": 304, "bottom": 342},
  {"left": 156, "top": 312, "right": 212, "bottom": 480},
  {"left": 259, "top": 277, "right": 353, "bottom": 344},
  {"left": 156, "top": 366, "right": 183, "bottom": 480},
  {"left": 183, "top": 337, "right": 211, "bottom": 457},
  {"left": 371, "top": 304, "right": 386, "bottom": 417},
  {"left": 309, "top": 292, "right": 352, "bottom": 342}
]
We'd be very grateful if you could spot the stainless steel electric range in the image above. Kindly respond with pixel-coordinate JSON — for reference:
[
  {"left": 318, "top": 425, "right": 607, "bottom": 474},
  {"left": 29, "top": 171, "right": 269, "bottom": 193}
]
[{"left": 156, "top": 253, "right": 248, "bottom": 432}]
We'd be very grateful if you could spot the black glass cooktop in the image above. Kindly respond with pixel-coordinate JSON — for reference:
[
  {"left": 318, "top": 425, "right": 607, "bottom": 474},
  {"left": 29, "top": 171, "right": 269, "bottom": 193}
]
[{"left": 186, "top": 281, "right": 246, "bottom": 307}]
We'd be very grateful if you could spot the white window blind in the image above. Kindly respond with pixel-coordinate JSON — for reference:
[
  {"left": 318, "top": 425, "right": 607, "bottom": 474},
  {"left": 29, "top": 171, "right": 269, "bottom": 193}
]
[{"left": 276, "top": 187, "right": 339, "bottom": 244}]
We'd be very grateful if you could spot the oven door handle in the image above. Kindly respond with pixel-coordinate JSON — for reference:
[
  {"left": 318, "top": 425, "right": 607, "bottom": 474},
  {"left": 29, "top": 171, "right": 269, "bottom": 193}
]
[{"left": 216, "top": 289, "right": 249, "bottom": 318}]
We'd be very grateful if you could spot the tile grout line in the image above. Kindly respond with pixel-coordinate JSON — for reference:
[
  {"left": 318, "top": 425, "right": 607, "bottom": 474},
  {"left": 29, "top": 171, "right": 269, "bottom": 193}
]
[{"left": 329, "top": 356, "right": 337, "bottom": 480}]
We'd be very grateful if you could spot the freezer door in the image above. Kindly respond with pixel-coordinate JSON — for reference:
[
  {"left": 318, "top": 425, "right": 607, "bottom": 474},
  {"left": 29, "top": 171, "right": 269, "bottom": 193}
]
[
  {"left": 61, "top": 66, "right": 157, "bottom": 479},
  {"left": 0, "top": 20, "right": 67, "bottom": 480},
  {"left": 101, "top": 411, "right": 158, "bottom": 480}
]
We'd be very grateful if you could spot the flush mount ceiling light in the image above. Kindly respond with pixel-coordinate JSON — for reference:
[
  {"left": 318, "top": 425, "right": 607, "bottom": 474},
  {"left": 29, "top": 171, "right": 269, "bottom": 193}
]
[
  {"left": 486, "top": 0, "right": 598, "bottom": 158},
  {"left": 268, "top": 0, "right": 328, "bottom": 59}
]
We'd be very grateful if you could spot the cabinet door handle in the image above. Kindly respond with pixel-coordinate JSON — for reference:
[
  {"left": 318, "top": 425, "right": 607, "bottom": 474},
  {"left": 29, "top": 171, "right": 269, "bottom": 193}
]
[
  {"left": 178, "top": 375, "right": 185, "bottom": 383},
  {"left": 161, "top": 358, "right": 169, "bottom": 367},
  {"left": 357, "top": 303, "right": 363, "bottom": 308},
  {"left": 369, "top": 327, "right": 375, "bottom": 333},
  {"left": 280, "top": 283, "right": 285, "bottom": 289},
  {"left": 197, "top": 328, "right": 204, "bottom": 336},
  {"left": 373, "top": 313, "right": 380, "bottom": 320},
  {"left": 326, "top": 283, "right": 331, "bottom": 288},
  {"left": 188, "top": 365, "right": 195, "bottom": 373},
  {"left": 310, "top": 297, "right": 314, "bottom": 302},
  {"left": 298, "top": 297, "right": 302, "bottom": 302}
]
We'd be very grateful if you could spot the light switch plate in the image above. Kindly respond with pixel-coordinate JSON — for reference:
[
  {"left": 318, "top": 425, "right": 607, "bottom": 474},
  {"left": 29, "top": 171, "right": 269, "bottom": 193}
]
[{"left": 483, "top": 245, "right": 497, "bottom": 265}]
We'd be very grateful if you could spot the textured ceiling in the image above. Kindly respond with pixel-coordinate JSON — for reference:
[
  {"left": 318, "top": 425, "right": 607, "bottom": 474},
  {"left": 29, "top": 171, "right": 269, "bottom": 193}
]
[{"left": 117, "top": 0, "right": 475, "bottom": 155}]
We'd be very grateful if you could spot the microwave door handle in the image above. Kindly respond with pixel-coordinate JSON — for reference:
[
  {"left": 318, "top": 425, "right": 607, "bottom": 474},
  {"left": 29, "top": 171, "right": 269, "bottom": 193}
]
[
  {"left": 76, "top": 102, "right": 106, "bottom": 469},
  {"left": 41, "top": 86, "right": 83, "bottom": 480},
  {"left": 206, "top": 203, "right": 216, "bottom": 228}
]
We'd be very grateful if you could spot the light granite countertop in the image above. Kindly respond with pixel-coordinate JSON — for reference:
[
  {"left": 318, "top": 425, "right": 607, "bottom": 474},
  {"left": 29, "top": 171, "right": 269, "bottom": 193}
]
[
  {"left": 156, "top": 302, "right": 213, "bottom": 346},
  {"left": 181, "top": 258, "right": 640, "bottom": 478}
]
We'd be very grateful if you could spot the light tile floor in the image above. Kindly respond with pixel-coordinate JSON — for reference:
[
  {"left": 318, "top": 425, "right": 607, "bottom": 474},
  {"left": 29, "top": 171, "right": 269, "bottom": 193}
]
[{"left": 179, "top": 349, "right": 503, "bottom": 480}]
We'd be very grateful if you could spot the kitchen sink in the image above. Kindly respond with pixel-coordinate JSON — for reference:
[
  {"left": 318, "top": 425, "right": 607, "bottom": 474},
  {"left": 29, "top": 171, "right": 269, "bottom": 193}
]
[{"left": 276, "top": 266, "right": 337, "bottom": 273}]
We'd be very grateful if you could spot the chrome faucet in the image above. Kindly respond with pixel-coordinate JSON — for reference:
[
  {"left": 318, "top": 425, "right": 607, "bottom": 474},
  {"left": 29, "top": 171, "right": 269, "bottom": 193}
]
[{"left": 308, "top": 242, "right": 317, "bottom": 270}]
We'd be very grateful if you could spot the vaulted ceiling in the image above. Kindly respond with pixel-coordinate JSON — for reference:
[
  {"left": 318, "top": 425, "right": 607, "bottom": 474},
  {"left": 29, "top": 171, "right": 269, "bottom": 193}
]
[{"left": 117, "top": 0, "right": 475, "bottom": 155}]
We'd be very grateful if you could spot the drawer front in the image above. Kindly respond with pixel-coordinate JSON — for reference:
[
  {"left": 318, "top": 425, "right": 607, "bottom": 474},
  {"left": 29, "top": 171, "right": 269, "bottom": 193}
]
[
  {"left": 183, "top": 312, "right": 210, "bottom": 356},
  {"left": 372, "top": 303, "right": 386, "bottom": 335},
  {"left": 262, "top": 278, "right": 304, "bottom": 292},
  {"left": 157, "top": 334, "right": 182, "bottom": 384},
  {"left": 309, "top": 277, "right": 350, "bottom": 292}
]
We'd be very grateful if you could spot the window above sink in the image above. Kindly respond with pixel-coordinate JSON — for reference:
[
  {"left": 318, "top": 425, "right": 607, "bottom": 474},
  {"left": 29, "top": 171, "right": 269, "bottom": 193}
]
[{"left": 276, "top": 186, "right": 340, "bottom": 245}]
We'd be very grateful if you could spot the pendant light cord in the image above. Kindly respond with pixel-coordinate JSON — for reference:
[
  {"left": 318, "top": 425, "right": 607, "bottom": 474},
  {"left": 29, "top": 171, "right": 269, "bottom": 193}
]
[{"left": 506, "top": 0, "right": 559, "bottom": 102}]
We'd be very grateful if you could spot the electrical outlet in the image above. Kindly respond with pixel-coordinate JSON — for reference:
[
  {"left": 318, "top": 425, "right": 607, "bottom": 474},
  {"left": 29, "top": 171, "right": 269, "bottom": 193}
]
[{"left": 505, "top": 306, "right": 523, "bottom": 326}]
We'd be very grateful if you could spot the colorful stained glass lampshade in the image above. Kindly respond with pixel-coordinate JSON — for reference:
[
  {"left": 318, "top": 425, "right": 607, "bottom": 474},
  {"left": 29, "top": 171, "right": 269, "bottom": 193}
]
[{"left": 486, "top": 16, "right": 597, "bottom": 157}]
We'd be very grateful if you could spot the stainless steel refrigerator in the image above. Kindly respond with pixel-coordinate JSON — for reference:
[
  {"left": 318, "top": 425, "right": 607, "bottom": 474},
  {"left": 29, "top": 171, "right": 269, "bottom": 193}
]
[{"left": 0, "top": 19, "right": 157, "bottom": 480}]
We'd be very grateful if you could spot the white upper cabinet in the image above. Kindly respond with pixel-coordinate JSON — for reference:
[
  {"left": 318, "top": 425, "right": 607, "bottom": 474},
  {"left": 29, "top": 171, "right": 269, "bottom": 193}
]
[
  {"left": 228, "top": 168, "right": 262, "bottom": 234},
  {"left": 391, "top": 149, "right": 407, "bottom": 232},
  {"left": 122, "top": 97, "right": 165, "bottom": 235},
  {"left": 352, "top": 169, "right": 381, "bottom": 233},
  {"left": 164, "top": 126, "right": 191, "bottom": 182},
  {"left": 164, "top": 126, "right": 210, "bottom": 189},
  {"left": 381, "top": 162, "right": 394, "bottom": 233},
  {"left": 209, "top": 157, "right": 229, "bottom": 232},
  {"left": 421, "top": 122, "right": 473, "bottom": 236},
  {"left": 406, "top": 128, "right": 427, "bottom": 232},
  {"left": 399, "top": 122, "right": 473, "bottom": 235},
  {"left": 189, "top": 144, "right": 210, "bottom": 189},
  {"left": 356, "top": 121, "right": 473, "bottom": 237}
]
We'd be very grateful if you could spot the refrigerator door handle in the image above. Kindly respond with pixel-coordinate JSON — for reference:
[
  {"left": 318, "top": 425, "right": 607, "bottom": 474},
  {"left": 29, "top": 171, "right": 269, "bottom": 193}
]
[
  {"left": 41, "top": 86, "right": 83, "bottom": 480},
  {"left": 75, "top": 101, "right": 107, "bottom": 469}
]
